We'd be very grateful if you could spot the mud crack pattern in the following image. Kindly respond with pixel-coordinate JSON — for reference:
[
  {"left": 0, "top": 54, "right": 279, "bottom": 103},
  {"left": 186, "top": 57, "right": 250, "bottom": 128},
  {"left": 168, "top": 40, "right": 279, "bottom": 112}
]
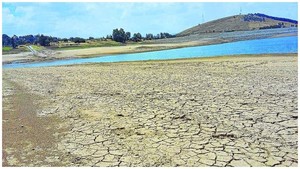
[{"left": 3, "top": 55, "right": 298, "bottom": 166}]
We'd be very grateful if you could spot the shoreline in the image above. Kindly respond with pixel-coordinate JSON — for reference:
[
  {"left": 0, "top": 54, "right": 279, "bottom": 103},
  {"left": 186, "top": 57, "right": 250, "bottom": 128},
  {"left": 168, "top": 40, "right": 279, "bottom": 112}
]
[
  {"left": 59, "top": 53, "right": 299, "bottom": 68},
  {"left": 2, "top": 29, "right": 297, "bottom": 65},
  {"left": 3, "top": 53, "right": 298, "bottom": 69}
]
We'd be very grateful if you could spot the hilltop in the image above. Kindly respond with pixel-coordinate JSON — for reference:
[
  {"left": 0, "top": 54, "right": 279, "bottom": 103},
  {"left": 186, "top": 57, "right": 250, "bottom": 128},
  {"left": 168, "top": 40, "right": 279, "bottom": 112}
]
[{"left": 177, "top": 13, "right": 298, "bottom": 37}]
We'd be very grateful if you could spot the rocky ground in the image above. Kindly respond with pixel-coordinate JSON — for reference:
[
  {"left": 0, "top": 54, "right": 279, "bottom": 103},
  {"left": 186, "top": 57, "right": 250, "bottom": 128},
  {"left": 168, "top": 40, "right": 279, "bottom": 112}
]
[{"left": 2, "top": 54, "right": 298, "bottom": 167}]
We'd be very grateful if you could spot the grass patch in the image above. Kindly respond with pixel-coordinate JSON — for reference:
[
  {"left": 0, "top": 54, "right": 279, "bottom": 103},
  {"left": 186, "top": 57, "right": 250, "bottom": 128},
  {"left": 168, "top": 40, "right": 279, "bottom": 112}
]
[
  {"left": 30, "top": 45, "right": 44, "bottom": 51},
  {"left": 2, "top": 46, "right": 12, "bottom": 51},
  {"left": 2, "top": 46, "right": 30, "bottom": 54}
]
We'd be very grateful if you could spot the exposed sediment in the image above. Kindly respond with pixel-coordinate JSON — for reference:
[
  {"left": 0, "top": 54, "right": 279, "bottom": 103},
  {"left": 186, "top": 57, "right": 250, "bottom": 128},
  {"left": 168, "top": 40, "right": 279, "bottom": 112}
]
[{"left": 2, "top": 54, "right": 298, "bottom": 166}]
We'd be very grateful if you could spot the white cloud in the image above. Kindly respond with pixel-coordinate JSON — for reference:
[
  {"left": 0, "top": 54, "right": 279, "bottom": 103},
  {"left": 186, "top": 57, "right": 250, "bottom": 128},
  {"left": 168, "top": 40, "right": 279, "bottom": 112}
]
[
  {"left": 3, "top": 2, "right": 298, "bottom": 38},
  {"left": 3, "top": 5, "right": 37, "bottom": 35},
  {"left": 2, "top": 8, "right": 15, "bottom": 24}
]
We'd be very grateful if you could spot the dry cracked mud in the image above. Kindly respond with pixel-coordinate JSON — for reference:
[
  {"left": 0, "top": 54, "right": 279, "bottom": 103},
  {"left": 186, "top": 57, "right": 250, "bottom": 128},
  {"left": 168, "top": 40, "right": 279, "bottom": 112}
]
[{"left": 2, "top": 54, "right": 298, "bottom": 166}]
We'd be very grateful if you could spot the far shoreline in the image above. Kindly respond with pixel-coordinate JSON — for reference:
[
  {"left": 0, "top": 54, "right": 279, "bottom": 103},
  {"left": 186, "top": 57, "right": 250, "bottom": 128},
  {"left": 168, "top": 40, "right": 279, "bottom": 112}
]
[
  {"left": 64, "top": 53, "right": 298, "bottom": 68},
  {"left": 2, "top": 28, "right": 298, "bottom": 65},
  {"left": 3, "top": 53, "right": 298, "bottom": 70}
]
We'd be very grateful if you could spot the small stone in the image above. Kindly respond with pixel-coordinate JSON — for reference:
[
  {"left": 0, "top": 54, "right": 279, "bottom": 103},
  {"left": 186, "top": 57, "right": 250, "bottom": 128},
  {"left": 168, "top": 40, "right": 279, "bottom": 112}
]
[
  {"left": 103, "top": 154, "right": 116, "bottom": 162},
  {"left": 207, "top": 152, "right": 216, "bottom": 160},
  {"left": 217, "top": 155, "right": 232, "bottom": 162},
  {"left": 166, "top": 133, "right": 178, "bottom": 138},
  {"left": 199, "top": 158, "right": 215, "bottom": 166},
  {"left": 265, "top": 157, "right": 280, "bottom": 166},
  {"left": 110, "top": 150, "right": 124, "bottom": 156},
  {"left": 190, "top": 144, "right": 204, "bottom": 149},
  {"left": 229, "top": 159, "right": 251, "bottom": 167},
  {"left": 244, "top": 158, "right": 266, "bottom": 167},
  {"left": 95, "top": 135, "right": 107, "bottom": 142},
  {"left": 93, "top": 150, "right": 108, "bottom": 157}
]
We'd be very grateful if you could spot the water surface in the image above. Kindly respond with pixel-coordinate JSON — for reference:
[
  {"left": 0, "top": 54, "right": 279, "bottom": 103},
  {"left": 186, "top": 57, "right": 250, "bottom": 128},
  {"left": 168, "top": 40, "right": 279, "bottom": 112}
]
[{"left": 3, "top": 36, "right": 298, "bottom": 69}]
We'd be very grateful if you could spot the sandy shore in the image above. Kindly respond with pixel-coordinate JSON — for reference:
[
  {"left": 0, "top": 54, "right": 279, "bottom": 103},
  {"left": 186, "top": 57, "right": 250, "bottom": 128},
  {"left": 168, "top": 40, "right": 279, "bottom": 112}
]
[
  {"left": 1, "top": 41, "right": 214, "bottom": 64},
  {"left": 2, "top": 54, "right": 298, "bottom": 166},
  {"left": 2, "top": 28, "right": 297, "bottom": 64}
]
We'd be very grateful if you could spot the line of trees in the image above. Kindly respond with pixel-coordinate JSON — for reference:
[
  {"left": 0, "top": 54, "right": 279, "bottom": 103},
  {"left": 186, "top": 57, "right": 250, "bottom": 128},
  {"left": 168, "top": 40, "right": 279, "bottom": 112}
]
[
  {"left": 110, "top": 28, "right": 175, "bottom": 43},
  {"left": 2, "top": 34, "right": 89, "bottom": 48},
  {"left": 69, "top": 37, "right": 86, "bottom": 43},
  {"left": 254, "top": 13, "right": 298, "bottom": 24},
  {"left": 2, "top": 29, "right": 175, "bottom": 48},
  {"left": 2, "top": 34, "right": 61, "bottom": 48}
]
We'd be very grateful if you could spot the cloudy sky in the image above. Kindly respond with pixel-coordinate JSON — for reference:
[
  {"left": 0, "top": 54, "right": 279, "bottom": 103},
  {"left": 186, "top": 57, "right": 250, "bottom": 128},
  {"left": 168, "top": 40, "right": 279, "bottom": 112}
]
[{"left": 2, "top": 2, "right": 298, "bottom": 38}]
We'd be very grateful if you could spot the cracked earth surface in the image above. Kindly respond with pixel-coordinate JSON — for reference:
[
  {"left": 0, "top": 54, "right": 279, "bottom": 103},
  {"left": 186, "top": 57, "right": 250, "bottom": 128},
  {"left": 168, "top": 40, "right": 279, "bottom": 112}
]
[{"left": 2, "top": 54, "right": 298, "bottom": 166}]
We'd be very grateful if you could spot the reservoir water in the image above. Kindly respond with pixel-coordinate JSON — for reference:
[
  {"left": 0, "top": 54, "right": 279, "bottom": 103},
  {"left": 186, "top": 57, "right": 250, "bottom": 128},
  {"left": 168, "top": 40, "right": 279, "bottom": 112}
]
[{"left": 3, "top": 36, "right": 298, "bottom": 69}]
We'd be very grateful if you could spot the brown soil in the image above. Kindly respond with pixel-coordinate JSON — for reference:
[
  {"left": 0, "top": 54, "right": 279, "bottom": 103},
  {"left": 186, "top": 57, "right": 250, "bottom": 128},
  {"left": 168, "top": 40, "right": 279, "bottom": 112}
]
[
  {"left": 2, "top": 79, "right": 71, "bottom": 166},
  {"left": 2, "top": 54, "right": 298, "bottom": 167}
]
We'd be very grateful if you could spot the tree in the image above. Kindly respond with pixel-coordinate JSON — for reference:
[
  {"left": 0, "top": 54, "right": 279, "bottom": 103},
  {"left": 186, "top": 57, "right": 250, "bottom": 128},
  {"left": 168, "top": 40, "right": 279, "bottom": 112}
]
[
  {"left": 62, "top": 38, "right": 68, "bottom": 42},
  {"left": 69, "top": 37, "right": 74, "bottom": 42},
  {"left": 160, "top": 32, "right": 174, "bottom": 38},
  {"left": 39, "top": 34, "right": 50, "bottom": 46},
  {"left": 11, "top": 37, "right": 16, "bottom": 48},
  {"left": 2, "top": 34, "right": 11, "bottom": 46},
  {"left": 145, "top": 33, "right": 154, "bottom": 40},
  {"left": 72, "top": 37, "right": 86, "bottom": 43},
  {"left": 112, "top": 28, "right": 126, "bottom": 43},
  {"left": 132, "top": 33, "right": 142, "bottom": 42},
  {"left": 118, "top": 28, "right": 126, "bottom": 43},
  {"left": 154, "top": 33, "right": 160, "bottom": 39},
  {"left": 34, "top": 34, "right": 40, "bottom": 45},
  {"left": 2, "top": 33, "right": 62, "bottom": 47},
  {"left": 39, "top": 34, "right": 45, "bottom": 46},
  {"left": 45, "top": 38, "right": 50, "bottom": 46},
  {"left": 125, "top": 32, "right": 131, "bottom": 41}
]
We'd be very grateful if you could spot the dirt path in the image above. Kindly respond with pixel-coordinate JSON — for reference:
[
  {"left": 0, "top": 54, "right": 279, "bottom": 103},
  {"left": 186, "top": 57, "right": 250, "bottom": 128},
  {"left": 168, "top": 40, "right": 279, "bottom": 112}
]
[{"left": 2, "top": 78, "right": 72, "bottom": 166}]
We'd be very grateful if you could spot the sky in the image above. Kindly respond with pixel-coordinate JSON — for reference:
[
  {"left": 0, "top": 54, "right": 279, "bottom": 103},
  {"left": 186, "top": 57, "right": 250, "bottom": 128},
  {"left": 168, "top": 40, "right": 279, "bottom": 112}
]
[{"left": 2, "top": 2, "right": 298, "bottom": 38}]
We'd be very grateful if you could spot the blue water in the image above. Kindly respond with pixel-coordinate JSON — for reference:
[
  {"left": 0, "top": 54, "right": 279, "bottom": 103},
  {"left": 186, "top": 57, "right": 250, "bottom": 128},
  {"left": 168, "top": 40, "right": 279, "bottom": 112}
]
[{"left": 3, "top": 36, "right": 298, "bottom": 69}]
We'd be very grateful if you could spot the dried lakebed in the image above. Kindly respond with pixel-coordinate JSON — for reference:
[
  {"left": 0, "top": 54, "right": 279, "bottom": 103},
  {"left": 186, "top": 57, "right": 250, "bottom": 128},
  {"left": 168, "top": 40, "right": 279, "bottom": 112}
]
[{"left": 2, "top": 54, "right": 298, "bottom": 166}]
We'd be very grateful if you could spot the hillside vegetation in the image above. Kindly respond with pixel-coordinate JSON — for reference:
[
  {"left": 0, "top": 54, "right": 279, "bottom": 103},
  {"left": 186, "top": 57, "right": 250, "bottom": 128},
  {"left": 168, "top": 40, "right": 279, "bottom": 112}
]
[{"left": 177, "top": 13, "right": 298, "bottom": 37}]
